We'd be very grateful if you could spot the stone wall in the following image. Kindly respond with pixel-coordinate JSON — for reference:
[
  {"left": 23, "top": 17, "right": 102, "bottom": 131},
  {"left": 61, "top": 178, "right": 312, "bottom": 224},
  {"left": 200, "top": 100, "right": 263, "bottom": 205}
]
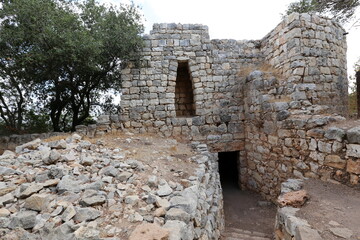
[
  {"left": 182, "top": 143, "right": 224, "bottom": 239},
  {"left": 75, "top": 115, "right": 123, "bottom": 137},
  {"left": 0, "top": 116, "right": 122, "bottom": 154},
  {"left": 0, "top": 132, "right": 66, "bottom": 154},
  {"left": 119, "top": 13, "right": 348, "bottom": 156},
  {"left": 274, "top": 179, "right": 323, "bottom": 240},
  {"left": 119, "top": 13, "right": 351, "bottom": 199},
  {"left": 262, "top": 13, "right": 348, "bottom": 116},
  {"left": 242, "top": 65, "right": 360, "bottom": 200},
  {"left": 119, "top": 23, "right": 264, "bottom": 152}
]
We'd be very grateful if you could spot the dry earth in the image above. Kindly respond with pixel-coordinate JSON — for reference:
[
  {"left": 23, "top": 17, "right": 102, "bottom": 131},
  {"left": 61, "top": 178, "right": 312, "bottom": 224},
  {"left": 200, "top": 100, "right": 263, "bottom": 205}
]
[
  {"left": 297, "top": 179, "right": 360, "bottom": 240},
  {"left": 0, "top": 132, "right": 200, "bottom": 239}
]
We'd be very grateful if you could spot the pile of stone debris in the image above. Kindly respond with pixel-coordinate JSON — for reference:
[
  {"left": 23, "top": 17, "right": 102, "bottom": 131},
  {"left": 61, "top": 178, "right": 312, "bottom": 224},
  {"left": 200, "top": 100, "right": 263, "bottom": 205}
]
[{"left": 0, "top": 133, "right": 201, "bottom": 240}]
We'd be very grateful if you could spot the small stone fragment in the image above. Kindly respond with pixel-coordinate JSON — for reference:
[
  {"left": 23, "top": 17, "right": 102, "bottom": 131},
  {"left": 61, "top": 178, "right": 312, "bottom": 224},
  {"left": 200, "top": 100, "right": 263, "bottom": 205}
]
[
  {"left": 156, "top": 197, "right": 170, "bottom": 209},
  {"left": 80, "top": 195, "right": 106, "bottom": 207},
  {"left": 8, "top": 210, "right": 37, "bottom": 229},
  {"left": 0, "top": 186, "right": 16, "bottom": 196},
  {"left": 129, "top": 223, "right": 169, "bottom": 240},
  {"left": 154, "top": 207, "right": 166, "bottom": 217},
  {"left": 61, "top": 204, "right": 76, "bottom": 222},
  {"left": 125, "top": 195, "right": 139, "bottom": 206},
  {"left": 24, "top": 194, "right": 50, "bottom": 212},
  {"left": 80, "top": 155, "right": 94, "bottom": 166},
  {"left": 117, "top": 171, "right": 133, "bottom": 182},
  {"left": 99, "top": 166, "right": 120, "bottom": 177},
  {"left": 128, "top": 212, "right": 143, "bottom": 222},
  {"left": 19, "top": 184, "right": 44, "bottom": 199},
  {"left": 277, "top": 190, "right": 309, "bottom": 207},
  {"left": 15, "top": 139, "right": 41, "bottom": 153},
  {"left": 165, "top": 208, "right": 190, "bottom": 223},
  {"left": 48, "top": 139, "right": 67, "bottom": 149},
  {"left": 74, "top": 207, "right": 101, "bottom": 223},
  {"left": 0, "top": 208, "right": 10, "bottom": 217},
  {"left": 330, "top": 227, "right": 353, "bottom": 239},
  {"left": 157, "top": 183, "right": 173, "bottom": 197}
]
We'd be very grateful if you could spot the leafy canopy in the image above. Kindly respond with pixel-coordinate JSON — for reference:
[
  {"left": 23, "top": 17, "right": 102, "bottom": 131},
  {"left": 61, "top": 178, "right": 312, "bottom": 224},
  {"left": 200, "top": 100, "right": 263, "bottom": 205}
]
[
  {"left": 0, "top": 0, "right": 144, "bottom": 132},
  {"left": 285, "top": 0, "right": 360, "bottom": 23}
]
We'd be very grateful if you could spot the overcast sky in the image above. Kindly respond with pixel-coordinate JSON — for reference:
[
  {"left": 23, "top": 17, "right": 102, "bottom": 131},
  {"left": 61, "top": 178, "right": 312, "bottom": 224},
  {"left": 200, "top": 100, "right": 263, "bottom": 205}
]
[{"left": 101, "top": 0, "right": 360, "bottom": 83}]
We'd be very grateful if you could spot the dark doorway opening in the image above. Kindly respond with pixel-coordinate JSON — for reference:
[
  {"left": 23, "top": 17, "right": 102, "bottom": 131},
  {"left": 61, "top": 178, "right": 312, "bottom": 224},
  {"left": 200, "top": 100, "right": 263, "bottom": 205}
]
[
  {"left": 175, "top": 61, "right": 195, "bottom": 117},
  {"left": 218, "top": 151, "right": 276, "bottom": 238},
  {"left": 218, "top": 151, "right": 240, "bottom": 189}
]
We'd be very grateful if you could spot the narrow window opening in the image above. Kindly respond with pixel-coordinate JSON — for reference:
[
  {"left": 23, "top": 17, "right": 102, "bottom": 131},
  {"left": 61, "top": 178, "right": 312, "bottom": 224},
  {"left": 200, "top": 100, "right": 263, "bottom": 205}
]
[{"left": 175, "top": 61, "right": 195, "bottom": 117}]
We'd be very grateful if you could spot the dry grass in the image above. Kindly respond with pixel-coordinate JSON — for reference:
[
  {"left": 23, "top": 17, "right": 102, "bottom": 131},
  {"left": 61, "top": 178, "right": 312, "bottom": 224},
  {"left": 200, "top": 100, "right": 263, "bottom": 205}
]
[
  {"left": 238, "top": 63, "right": 284, "bottom": 80},
  {"left": 269, "top": 96, "right": 292, "bottom": 103},
  {"left": 326, "top": 118, "right": 360, "bottom": 130},
  {"left": 43, "top": 134, "right": 70, "bottom": 142}
]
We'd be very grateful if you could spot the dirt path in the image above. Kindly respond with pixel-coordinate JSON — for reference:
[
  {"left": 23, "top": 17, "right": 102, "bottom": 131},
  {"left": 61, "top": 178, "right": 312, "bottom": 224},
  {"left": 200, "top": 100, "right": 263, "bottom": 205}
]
[
  {"left": 218, "top": 152, "right": 276, "bottom": 235},
  {"left": 222, "top": 184, "right": 277, "bottom": 235},
  {"left": 297, "top": 179, "right": 360, "bottom": 240}
]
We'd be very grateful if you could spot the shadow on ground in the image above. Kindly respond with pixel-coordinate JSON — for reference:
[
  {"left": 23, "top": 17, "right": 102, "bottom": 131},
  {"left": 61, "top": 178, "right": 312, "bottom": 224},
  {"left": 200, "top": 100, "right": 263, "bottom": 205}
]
[{"left": 219, "top": 151, "right": 276, "bottom": 235}]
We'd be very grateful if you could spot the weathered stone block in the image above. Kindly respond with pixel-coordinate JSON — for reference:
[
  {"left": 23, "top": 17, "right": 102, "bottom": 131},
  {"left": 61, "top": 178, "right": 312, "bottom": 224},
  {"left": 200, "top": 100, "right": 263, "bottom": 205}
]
[
  {"left": 346, "top": 160, "right": 360, "bottom": 174},
  {"left": 324, "top": 127, "right": 345, "bottom": 142},
  {"left": 346, "top": 144, "right": 360, "bottom": 158},
  {"left": 346, "top": 126, "right": 360, "bottom": 144},
  {"left": 324, "top": 155, "right": 346, "bottom": 169},
  {"left": 317, "top": 141, "right": 331, "bottom": 153}
]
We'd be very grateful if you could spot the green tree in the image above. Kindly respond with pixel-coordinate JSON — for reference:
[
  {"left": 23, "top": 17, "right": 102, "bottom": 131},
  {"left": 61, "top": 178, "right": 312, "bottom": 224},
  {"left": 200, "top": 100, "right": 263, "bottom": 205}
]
[
  {"left": 355, "top": 62, "right": 360, "bottom": 117},
  {"left": 285, "top": 0, "right": 359, "bottom": 23},
  {"left": 0, "top": 0, "right": 144, "bottom": 132}
]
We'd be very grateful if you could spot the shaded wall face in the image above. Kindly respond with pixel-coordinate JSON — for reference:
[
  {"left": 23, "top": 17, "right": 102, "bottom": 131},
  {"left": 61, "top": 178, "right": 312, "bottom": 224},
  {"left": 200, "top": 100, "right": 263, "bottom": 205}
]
[
  {"left": 243, "top": 69, "right": 359, "bottom": 200},
  {"left": 175, "top": 61, "right": 195, "bottom": 117},
  {"left": 261, "top": 13, "right": 348, "bottom": 117},
  {"left": 119, "top": 14, "right": 350, "bottom": 199},
  {"left": 120, "top": 23, "right": 261, "bottom": 152}
]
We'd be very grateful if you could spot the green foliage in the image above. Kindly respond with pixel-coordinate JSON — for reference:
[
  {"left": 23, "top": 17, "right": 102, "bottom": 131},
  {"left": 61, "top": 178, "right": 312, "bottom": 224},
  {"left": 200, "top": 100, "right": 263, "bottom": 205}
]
[
  {"left": 348, "top": 60, "right": 360, "bottom": 118},
  {"left": 285, "top": 0, "right": 360, "bottom": 23},
  {"left": 0, "top": 110, "right": 51, "bottom": 136},
  {"left": 0, "top": 0, "right": 144, "bottom": 133},
  {"left": 22, "top": 110, "right": 52, "bottom": 134},
  {"left": 82, "top": 116, "right": 97, "bottom": 126},
  {"left": 286, "top": 0, "right": 317, "bottom": 15},
  {"left": 348, "top": 84, "right": 358, "bottom": 117}
]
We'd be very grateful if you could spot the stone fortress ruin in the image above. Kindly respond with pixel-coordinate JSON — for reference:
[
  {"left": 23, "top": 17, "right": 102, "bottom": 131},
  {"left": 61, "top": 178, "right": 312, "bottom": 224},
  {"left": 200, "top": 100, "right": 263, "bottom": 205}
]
[
  {"left": 1, "top": 12, "right": 360, "bottom": 240},
  {"left": 120, "top": 12, "right": 352, "bottom": 199},
  {"left": 116, "top": 12, "right": 360, "bottom": 238}
]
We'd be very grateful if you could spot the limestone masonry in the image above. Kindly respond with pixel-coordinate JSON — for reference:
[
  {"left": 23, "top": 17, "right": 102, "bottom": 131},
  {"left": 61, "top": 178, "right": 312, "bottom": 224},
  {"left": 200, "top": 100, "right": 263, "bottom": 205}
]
[
  {"left": 119, "top": 13, "right": 358, "bottom": 199},
  {"left": 1, "top": 12, "right": 360, "bottom": 240}
]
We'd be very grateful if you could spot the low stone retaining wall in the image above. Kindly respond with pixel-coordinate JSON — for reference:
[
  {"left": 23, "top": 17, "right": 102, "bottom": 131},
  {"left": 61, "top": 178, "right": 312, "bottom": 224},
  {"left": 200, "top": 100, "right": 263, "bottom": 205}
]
[
  {"left": 275, "top": 206, "right": 322, "bottom": 240},
  {"left": 274, "top": 179, "right": 322, "bottom": 240},
  {"left": 130, "top": 143, "right": 224, "bottom": 240},
  {"left": 75, "top": 115, "right": 123, "bottom": 137},
  {"left": 0, "top": 132, "right": 66, "bottom": 154},
  {"left": 187, "top": 143, "right": 224, "bottom": 239},
  {"left": 0, "top": 115, "right": 121, "bottom": 154},
  {"left": 242, "top": 68, "right": 360, "bottom": 200},
  {"left": 274, "top": 178, "right": 359, "bottom": 240}
]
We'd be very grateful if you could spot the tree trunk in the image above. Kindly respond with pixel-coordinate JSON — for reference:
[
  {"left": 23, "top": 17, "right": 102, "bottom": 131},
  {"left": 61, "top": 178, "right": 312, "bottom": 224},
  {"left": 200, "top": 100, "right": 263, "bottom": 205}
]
[
  {"left": 50, "top": 108, "right": 62, "bottom": 132},
  {"left": 357, "top": 70, "right": 360, "bottom": 118}
]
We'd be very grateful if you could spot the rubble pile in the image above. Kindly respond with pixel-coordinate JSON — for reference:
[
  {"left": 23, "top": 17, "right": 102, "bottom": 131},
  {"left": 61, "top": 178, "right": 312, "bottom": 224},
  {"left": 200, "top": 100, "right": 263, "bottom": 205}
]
[{"left": 0, "top": 133, "right": 223, "bottom": 240}]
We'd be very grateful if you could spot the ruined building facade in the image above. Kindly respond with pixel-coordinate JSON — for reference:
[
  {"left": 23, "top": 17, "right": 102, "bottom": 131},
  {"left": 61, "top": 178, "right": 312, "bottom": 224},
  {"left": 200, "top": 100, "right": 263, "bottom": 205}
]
[{"left": 118, "top": 13, "right": 355, "bottom": 199}]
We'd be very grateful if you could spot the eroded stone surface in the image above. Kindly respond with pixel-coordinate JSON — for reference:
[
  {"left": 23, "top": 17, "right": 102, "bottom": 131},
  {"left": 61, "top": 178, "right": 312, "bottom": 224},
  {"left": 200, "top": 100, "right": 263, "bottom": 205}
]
[{"left": 129, "top": 223, "right": 169, "bottom": 240}]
